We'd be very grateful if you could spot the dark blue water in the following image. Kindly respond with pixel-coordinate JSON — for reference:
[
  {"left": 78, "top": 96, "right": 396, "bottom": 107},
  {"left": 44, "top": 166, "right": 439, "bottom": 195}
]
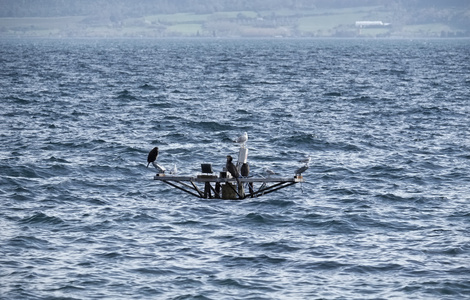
[{"left": 1, "top": 38, "right": 470, "bottom": 299}]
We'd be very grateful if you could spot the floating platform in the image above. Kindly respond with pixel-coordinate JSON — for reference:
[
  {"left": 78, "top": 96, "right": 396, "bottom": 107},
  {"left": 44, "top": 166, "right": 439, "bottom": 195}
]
[
  {"left": 154, "top": 173, "right": 305, "bottom": 200},
  {"left": 151, "top": 142, "right": 307, "bottom": 199}
]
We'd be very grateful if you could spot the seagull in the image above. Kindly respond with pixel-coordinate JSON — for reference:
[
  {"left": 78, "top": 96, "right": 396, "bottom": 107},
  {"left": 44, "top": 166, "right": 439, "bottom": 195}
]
[
  {"left": 226, "top": 155, "right": 240, "bottom": 183},
  {"left": 147, "top": 147, "right": 159, "bottom": 167},
  {"left": 295, "top": 164, "right": 309, "bottom": 176},
  {"left": 152, "top": 162, "right": 166, "bottom": 173},
  {"left": 264, "top": 168, "right": 276, "bottom": 177},
  {"left": 234, "top": 132, "right": 248, "bottom": 146},
  {"left": 299, "top": 155, "right": 311, "bottom": 166},
  {"left": 170, "top": 164, "right": 177, "bottom": 175}
]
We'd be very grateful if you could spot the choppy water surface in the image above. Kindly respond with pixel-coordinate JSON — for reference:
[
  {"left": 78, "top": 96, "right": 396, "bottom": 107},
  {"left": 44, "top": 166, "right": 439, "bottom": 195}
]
[{"left": 1, "top": 38, "right": 469, "bottom": 299}]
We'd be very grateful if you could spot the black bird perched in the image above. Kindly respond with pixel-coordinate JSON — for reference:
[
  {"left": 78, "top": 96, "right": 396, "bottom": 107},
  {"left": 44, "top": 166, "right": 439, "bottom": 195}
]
[
  {"left": 241, "top": 163, "right": 250, "bottom": 177},
  {"left": 226, "top": 155, "right": 240, "bottom": 182},
  {"left": 147, "top": 147, "right": 159, "bottom": 168}
]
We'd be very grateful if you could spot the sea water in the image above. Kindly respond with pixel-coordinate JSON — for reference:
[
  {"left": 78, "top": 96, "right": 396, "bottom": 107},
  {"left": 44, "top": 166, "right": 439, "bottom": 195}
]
[{"left": 1, "top": 38, "right": 469, "bottom": 299}]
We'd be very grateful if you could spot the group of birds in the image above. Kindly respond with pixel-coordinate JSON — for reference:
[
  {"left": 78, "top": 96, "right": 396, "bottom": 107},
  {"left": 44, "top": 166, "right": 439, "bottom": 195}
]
[
  {"left": 146, "top": 132, "right": 309, "bottom": 177},
  {"left": 225, "top": 155, "right": 250, "bottom": 182}
]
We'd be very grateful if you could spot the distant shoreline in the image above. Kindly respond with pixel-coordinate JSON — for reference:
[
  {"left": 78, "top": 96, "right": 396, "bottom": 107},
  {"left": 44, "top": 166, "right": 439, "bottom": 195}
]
[
  {"left": 1, "top": 4, "right": 468, "bottom": 39},
  {"left": 1, "top": 35, "right": 469, "bottom": 40}
]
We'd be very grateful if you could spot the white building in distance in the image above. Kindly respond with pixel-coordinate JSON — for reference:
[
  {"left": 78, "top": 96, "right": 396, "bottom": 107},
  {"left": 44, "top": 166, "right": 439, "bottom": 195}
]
[{"left": 355, "top": 21, "right": 391, "bottom": 27}]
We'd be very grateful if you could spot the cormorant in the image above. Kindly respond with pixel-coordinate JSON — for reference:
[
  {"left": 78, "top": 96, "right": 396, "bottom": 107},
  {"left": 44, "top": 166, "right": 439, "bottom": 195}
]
[
  {"left": 241, "top": 163, "right": 250, "bottom": 177},
  {"left": 147, "top": 147, "right": 159, "bottom": 168},
  {"left": 226, "top": 155, "right": 240, "bottom": 182}
]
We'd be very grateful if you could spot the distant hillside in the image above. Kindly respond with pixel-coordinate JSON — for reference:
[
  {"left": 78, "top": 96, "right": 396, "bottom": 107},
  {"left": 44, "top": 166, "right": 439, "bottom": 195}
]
[
  {"left": 1, "top": 0, "right": 469, "bottom": 18},
  {"left": 0, "top": 0, "right": 469, "bottom": 38}
]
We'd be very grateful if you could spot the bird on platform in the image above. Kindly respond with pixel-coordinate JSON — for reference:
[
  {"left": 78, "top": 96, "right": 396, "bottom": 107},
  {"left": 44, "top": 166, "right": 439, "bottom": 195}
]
[
  {"left": 295, "top": 164, "right": 309, "bottom": 176},
  {"left": 234, "top": 132, "right": 248, "bottom": 147},
  {"left": 299, "top": 155, "right": 311, "bottom": 166},
  {"left": 226, "top": 155, "right": 240, "bottom": 182},
  {"left": 147, "top": 147, "right": 159, "bottom": 167},
  {"left": 241, "top": 163, "right": 250, "bottom": 177}
]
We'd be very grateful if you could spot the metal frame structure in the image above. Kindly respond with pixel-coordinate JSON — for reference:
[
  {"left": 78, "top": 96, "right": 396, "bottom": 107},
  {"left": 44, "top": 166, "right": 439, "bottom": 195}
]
[{"left": 154, "top": 174, "right": 305, "bottom": 200}]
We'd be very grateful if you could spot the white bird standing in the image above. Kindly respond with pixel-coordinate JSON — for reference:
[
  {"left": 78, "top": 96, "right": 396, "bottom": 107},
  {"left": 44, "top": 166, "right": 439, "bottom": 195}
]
[
  {"left": 152, "top": 162, "right": 166, "bottom": 173},
  {"left": 234, "top": 132, "right": 248, "bottom": 147},
  {"left": 170, "top": 164, "right": 177, "bottom": 175},
  {"left": 264, "top": 168, "right": 276, "bottom": 177}
]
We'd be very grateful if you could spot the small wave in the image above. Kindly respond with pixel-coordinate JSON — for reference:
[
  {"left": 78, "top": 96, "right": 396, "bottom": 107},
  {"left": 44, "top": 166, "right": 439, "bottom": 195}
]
[
  {"left": 365, "top": 165, "right": 405, "bottom": 177},
  {"left": 148, "top": 100, "right": 173, "bottom": 108},
  {"left": 254, "top": 240, "right": 301, "bottom": 253},
  {"left": 116, "top": 89, "right": 137, "bottom": 100},
  {"left": 96, "top": 252, "right": 124, "bottom": 259},
  {"left": 300, "top": 260, "right": 348, "bottom": 271},
  {"left": 318, "top": 140, "right": 362, "bottom": 152},
  {"left": 185, "top": 120, "right": 234, "bottom": 132},
  {"left": 8, "top": 235, "right": 50, "bottom": 249},
  {"left": 2, "top": 165, "right": 42, "bottom": 179},
  {"left": 221, "top": 253, "right": 287, "bottom": 265},
  {"left": 131, "top": 267, "right": 176, "bottom": 276},
  {"left": 298, "top": 215, "right": 360, "bottom": 234},
  {"left": 275, "top": 132, "right": 317, "bottom": 148},
  {"left": 323, "top": 91, "right": 342, "bottom": 97},
  {"left": 45, "top": 156, "right": 70, "bottom": 164},
  {"left": 6, "top": 95, "right": 31, "bottom": 104},
  {"left": 243, "top": 212, "right": 289, "bottom": 226},
  {"left": 139, "top": 83, "right": 157, "bottom": 90},
  {"left": 351, "top": 95, "right": 375, "bottom": 102},
  {"left": 344, "top": 263, "right": 403, "bottom": 274},
  {"left": 379, "top": 68, "right": 407, "bottom": 76},
  {"left": 20, "top": 212, "right": 65, "bottom": 225},
  {"left": 255, "top": 198, "right": 296, "bottom": 208},
  {"left": 423, "top": 246, "right": 467, "bottom": 256}
]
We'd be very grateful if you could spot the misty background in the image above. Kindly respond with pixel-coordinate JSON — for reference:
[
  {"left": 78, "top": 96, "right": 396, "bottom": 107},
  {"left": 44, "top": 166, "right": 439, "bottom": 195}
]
[{"left": 1, "top": 0, "right": 469, "bottom": 38}]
